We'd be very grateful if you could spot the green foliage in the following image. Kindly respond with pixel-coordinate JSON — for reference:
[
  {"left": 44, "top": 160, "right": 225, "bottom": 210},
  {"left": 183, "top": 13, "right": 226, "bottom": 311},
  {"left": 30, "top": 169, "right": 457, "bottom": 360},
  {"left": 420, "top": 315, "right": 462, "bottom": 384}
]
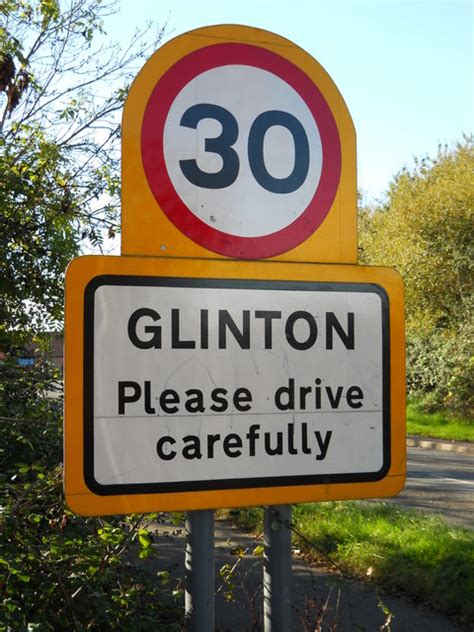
[
  {"left": 0, "top": 0, "right": 165, "bottom": 345},
  {"left": 0, "top": 361, "right": 63, "bottom": 477},
  {"left": 293, "top": 502, "right": 474, "bottom": 626},
  {"left": 406, "top": 322, "right": 473, "bottom": 418},
  {"left": 360, "top": 138, "right": 473, "bottom": 334},
  {"left": 0, "top": 4, "right": 181, "bottom": 629},
  {"left": 225, "top": 506, "right": 263, "bottom": 531},
  {"left": 0, "top": 124, "right": 80, "bottom": 339},
  {"left": 360, "top": 138, "right": 473, "bottom": 417},
  {"left": 406, "top": 399, "right": 474, "bottom": 442},
  {"left": 0, "top": 362, "right": 182, "bottom": 630},
  {"left": 1, "top": 469, "right": 182, "bottom": 630}
]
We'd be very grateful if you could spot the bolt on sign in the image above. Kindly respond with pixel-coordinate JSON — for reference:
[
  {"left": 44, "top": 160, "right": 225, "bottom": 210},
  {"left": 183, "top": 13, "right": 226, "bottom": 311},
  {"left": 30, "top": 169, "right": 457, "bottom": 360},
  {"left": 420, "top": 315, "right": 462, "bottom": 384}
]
[{"left": 64, "top": 26, "right": 405, "bottom": 516}]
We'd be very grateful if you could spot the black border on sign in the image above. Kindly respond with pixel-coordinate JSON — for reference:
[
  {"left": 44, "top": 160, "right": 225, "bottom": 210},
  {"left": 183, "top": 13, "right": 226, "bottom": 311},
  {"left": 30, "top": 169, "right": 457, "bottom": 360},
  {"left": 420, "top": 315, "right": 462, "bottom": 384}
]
[{"left": 83, "top": 276, "right": 391, "bottom": 496}]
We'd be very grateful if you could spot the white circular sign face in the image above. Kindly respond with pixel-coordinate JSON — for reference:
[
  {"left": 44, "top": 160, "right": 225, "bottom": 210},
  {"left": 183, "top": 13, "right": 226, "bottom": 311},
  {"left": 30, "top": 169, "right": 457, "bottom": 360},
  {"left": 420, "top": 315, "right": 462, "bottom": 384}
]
[
  {"left": 163, "top": 65, "right": 323, "bottom": 238},
  {"left": 141, "top": 42, "right": 342, "bottom": 259}
]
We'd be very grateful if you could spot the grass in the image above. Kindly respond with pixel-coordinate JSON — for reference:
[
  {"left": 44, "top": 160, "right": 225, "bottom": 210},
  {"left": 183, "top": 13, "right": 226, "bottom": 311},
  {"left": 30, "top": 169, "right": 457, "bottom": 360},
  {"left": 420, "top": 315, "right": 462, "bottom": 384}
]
[
  {"left": 406, "top": 400, "right": 474, "bottom": 442},
  {"left": 225, "top": 502, "right": 474, "bottom": 627}
]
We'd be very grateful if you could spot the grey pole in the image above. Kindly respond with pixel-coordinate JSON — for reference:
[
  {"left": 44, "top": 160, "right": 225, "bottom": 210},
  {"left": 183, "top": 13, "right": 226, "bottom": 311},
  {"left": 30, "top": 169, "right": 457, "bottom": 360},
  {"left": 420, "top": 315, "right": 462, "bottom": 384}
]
[
  {"left": 185, "top": 509, "right": 215, "bottom": 631},
  {"left": 263, "top": 504, "right": 292, "bottom": 632}
]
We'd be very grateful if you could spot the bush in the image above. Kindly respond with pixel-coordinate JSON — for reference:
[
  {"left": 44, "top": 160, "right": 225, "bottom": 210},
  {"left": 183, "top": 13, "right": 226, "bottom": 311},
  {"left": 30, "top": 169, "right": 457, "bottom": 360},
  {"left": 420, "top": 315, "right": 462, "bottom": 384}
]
[
  {"left": 0, "top": 359, "right": 182, "bottom": 631},
  {"left": 359, "top": 138, "right": 473, "bottom": 418},
  {"left": 407, "top": 321, "right": 473, "bottom": 419}
]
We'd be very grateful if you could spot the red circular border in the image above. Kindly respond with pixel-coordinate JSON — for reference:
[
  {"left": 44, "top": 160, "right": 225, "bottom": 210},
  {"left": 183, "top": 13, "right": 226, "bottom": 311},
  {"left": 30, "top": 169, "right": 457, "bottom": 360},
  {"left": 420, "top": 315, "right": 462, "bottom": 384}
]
[{"left": 141, "top": 43, "right": 341, "bottom": 259}]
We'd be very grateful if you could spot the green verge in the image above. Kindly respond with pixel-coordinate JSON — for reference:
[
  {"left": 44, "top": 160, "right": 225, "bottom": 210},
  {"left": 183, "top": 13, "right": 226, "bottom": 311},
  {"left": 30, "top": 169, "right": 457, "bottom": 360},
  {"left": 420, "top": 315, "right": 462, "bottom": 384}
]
[
  {"left": 407, "top": 401, "right": 474, "bottom": 442},
  {"left": 225, "top": 502, "right": 474, "bottom": 627}
]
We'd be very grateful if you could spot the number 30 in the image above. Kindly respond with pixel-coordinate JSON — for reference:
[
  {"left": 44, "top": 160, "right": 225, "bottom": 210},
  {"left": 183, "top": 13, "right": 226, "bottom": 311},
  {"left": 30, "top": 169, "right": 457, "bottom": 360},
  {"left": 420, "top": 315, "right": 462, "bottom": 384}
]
[{"left": 179, "top": 103, "right": 310, "bottom": 194}]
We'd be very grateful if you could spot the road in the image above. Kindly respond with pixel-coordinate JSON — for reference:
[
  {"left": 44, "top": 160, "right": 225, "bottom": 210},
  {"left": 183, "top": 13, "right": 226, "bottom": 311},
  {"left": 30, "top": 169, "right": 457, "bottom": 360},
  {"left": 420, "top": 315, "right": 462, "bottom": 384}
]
[
  {"left": 148, "top": 446, "right": 472, "bottom": 630},
  {"left": 382, "top": 446, "right": 474, "bottom": 529},
  {"left": 151, "top": 517, "right": 462, "bottom": 632}
]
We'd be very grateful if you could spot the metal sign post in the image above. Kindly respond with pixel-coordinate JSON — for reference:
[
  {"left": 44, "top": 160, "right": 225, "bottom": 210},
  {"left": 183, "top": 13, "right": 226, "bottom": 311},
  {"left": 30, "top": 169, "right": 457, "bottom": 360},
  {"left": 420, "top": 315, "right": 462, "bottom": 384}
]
[
  {"left": 185, "top": 510, "right": 215, "bottom": 631},
  {"left": 264, "top": 505, "right": 292, "bottom": 632}
]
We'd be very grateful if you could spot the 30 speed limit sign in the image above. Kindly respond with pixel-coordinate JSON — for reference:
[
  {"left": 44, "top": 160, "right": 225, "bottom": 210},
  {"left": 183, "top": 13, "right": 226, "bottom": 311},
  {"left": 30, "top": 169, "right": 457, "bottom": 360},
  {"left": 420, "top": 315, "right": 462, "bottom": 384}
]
[
  {"left": 65, "top": 25, "right": 405, "bottom": 516},
  {"left": 122, "top": 25, "right": 357, "bottom": 263}
]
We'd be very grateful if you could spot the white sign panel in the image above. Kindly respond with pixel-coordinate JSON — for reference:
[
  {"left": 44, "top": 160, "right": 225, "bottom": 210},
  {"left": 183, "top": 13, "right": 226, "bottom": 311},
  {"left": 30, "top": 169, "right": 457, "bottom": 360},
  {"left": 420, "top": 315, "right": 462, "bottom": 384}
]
[
  {"left": 163, "top": 65, "right": 323, "bottom": 237},
  {"left": 83, "top": 277, "right": 390, "bottom": 495}
]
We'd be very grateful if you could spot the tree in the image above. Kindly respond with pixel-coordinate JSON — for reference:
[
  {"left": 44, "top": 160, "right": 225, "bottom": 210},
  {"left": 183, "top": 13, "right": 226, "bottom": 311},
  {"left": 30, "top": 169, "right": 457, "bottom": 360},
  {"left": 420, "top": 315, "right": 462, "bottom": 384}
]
[
  {"left": 0, "top": 0, "right": 165, "bottom": 349},
  {"left": 359, "top": 138, "right": 473, "bottom": 416},
  {"left": 0, "top": 4, "right": 185, "bottom": 628}
]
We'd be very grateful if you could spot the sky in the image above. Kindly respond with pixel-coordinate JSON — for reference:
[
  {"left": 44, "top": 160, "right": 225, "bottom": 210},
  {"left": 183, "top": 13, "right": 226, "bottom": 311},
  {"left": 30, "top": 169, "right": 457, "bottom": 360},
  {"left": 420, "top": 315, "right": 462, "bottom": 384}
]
[{"left": 106, "top": 0, "right": 473, "bottom": 204}]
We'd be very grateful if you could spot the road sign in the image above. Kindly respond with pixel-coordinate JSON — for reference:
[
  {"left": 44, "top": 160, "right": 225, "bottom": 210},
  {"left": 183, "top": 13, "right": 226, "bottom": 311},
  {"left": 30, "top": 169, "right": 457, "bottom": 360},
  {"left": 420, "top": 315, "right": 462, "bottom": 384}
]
[
  {"left": 122, "top": 25, "right": 356, "bottom": 262},
  {"left": 64, "top": 255, "right": 405, "bottom": 516}
]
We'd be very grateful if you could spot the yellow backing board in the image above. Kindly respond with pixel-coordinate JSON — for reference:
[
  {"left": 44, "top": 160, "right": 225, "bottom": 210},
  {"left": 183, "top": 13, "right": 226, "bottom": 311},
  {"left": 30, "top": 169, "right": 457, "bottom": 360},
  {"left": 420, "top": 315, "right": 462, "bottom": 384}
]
[
  {"left": 121, "top": 24, "right": 356, "bottom": 263},
  {"left": 64, "top": 255, "right": 405, "bottom": 516}
]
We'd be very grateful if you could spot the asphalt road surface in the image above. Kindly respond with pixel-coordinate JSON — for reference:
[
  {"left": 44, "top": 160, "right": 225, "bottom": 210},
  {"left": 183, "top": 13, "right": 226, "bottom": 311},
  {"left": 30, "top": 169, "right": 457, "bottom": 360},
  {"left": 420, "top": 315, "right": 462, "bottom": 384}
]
[
  {"left": 151, "top": 516, "right": 464, "bottom": 631},
  {"left": 381, "top": 446, "right": 474, "bottom": 529},
  {"left": 148, "top": 446, "right": 472, "bottom": 630}
]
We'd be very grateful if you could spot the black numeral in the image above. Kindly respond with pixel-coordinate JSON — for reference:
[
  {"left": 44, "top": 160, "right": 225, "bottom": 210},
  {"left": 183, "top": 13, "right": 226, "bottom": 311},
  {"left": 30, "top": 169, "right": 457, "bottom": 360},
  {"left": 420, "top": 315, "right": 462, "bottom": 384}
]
[
  {"left": 248, "top": 110, "right": 309, "bottom": 193},
  {"left": 179, "top": 104, "right": 239, "bottom": 189},
  {"left": 179, "top": 104, "right": 310, "bottom": 193}
]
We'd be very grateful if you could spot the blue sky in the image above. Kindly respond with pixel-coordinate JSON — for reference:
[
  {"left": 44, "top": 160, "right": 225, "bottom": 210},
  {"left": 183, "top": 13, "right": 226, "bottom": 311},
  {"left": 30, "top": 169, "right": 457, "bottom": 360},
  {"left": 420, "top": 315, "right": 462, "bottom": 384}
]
[{"left": 107, "top": 0, "right": 473, "bottom": 203}]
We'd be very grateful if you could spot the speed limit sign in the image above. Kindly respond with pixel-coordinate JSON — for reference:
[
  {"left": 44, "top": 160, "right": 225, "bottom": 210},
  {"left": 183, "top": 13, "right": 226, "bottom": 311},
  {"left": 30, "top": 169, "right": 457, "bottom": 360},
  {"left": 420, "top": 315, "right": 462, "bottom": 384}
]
[
  {"left": 122, "top": 25, "right": 357, "bottom": 263},
  {"left": 65, "top": 25, "right": 406, "bottom": 517}
]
